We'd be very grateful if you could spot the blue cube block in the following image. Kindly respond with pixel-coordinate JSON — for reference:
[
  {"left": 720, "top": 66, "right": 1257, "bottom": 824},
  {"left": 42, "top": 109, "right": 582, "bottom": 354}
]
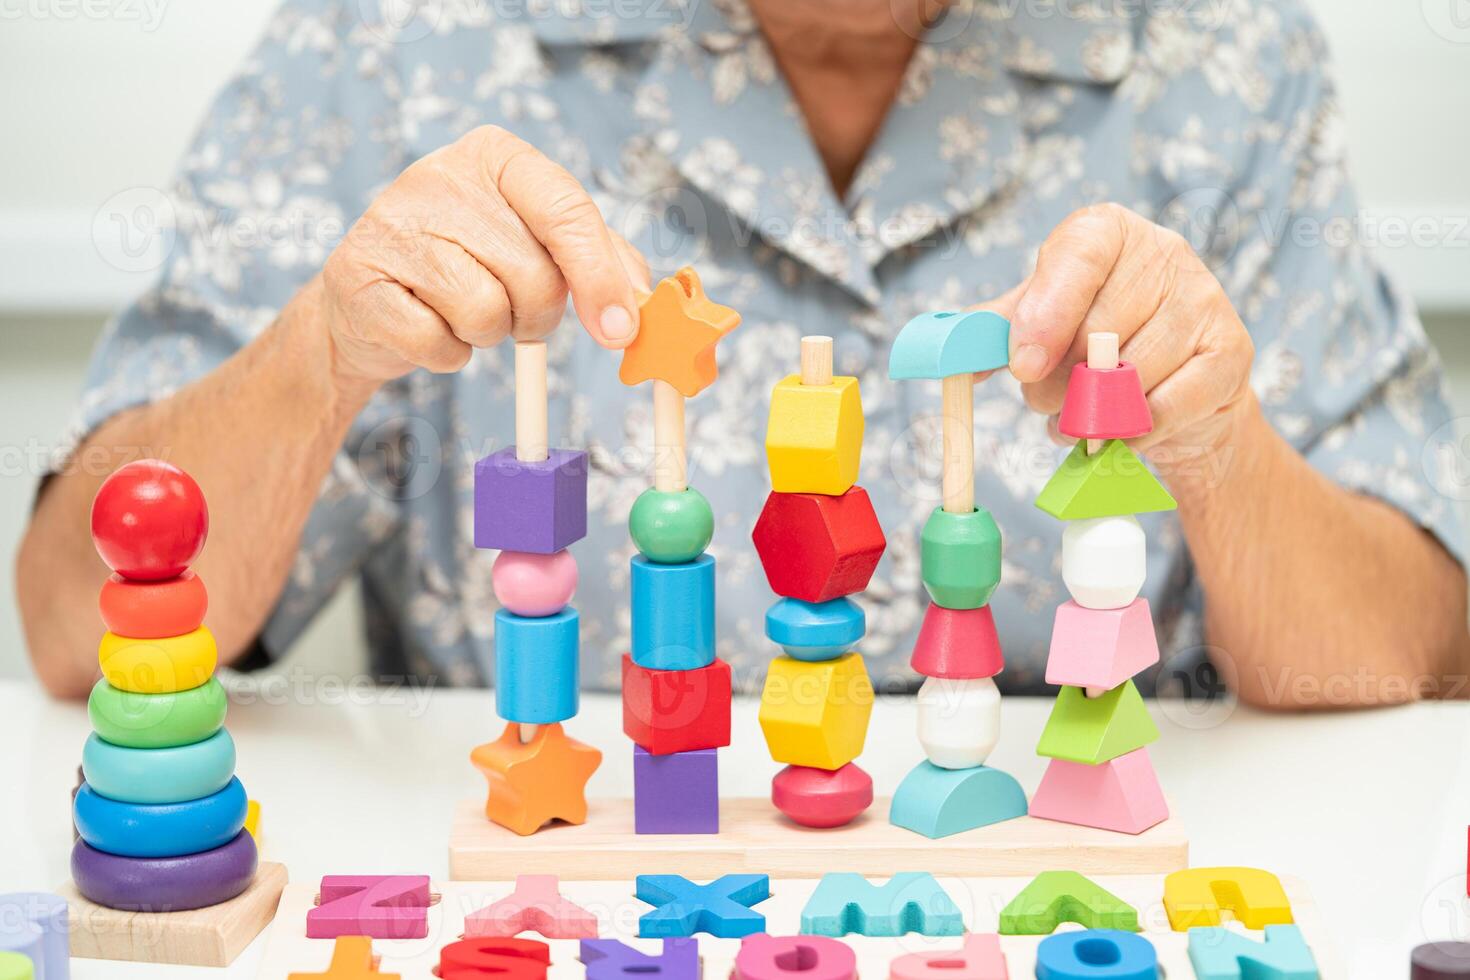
[
  {"left": 765, "top": 597, "right": 865, "bottom": 662},
  {"left": 631, "top": 555, "right": 715, "bottom": 670},
  {"left": 474, "top": 447, "right": 588, "bottom": 554},
  {"left": 495, "top": 607, "right": 579, "bottom": 723}
]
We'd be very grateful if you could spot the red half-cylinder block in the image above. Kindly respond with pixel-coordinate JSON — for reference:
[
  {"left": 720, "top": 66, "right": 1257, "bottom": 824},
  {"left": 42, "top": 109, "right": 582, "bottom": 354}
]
[
  {"left": 752, "top": 488, "right": 886, "bottom": 604},
  {"left": 1058, "top": 361, "right": 1153, "bottom": 440},
  {"left": 910, "top": 603, "right": 1004, "bottom": 679},
  {"left": 622, "top": 653, "right": 732, "bottom": 756}
]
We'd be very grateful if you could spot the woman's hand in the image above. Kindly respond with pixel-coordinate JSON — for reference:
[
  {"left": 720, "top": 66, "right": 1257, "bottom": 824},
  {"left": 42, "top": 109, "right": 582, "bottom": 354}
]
[
  {"left": 321, "top": 125, "right": 649, "bottom": 385},
  {"left": 1003, "top": 203, "right": 1256, "bottom": 468}
]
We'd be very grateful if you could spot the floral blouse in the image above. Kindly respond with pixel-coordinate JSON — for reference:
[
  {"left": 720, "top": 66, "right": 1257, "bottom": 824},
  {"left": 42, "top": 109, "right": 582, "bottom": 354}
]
[{"left": 65, "top": 0, "right": 1466, "bottom": 695}]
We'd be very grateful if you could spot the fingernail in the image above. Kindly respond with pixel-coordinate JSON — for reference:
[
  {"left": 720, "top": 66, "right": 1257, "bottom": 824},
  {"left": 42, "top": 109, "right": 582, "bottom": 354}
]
[
  {"left": 600, "top": 306, "right": 636, "bottom": 343},
  {"left": 1011, "top": 343, "right": 1049, "bottom": 382}
]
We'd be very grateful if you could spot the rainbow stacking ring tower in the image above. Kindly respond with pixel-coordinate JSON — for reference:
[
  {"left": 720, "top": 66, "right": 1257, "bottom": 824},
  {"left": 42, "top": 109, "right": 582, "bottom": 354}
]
[{"left": 74, "top": 460, "right": 256, "bottom": 912}]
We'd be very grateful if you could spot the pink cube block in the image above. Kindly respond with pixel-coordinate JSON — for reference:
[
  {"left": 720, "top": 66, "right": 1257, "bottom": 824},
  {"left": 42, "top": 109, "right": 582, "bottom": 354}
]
[
  {"left": 1028, "top": 748, "right": 1168, "bottom": 835},
  {"left": 1044, "top": 598, "right": 1160, "bottom": 690}
]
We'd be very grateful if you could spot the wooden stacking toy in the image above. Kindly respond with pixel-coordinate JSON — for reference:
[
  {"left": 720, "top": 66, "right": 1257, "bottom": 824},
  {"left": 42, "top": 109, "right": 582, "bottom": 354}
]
[
  {"left": 885, "top": 311, "right": 1028, "bottom": 839},
  {"left": 64, "top": 459, "right": 285, "bottom": 967},
  {"left": 472, "top": 341, "right": 603, "bottom": 836},
  {"left": 619, "top": 267, "right": 740, "bottom": 834},
  {"left": 754, "top": 336, "right": 883, "bottom": 829},
  {"left": 1029, "top": 332, "right": 1176, "bottom": 834}
]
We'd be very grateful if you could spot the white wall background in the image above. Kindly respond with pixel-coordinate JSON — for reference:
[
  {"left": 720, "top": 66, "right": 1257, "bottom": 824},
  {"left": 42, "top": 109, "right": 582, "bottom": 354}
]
[{"left": 1, "top": 0, "right": 1468, "bottom": 681}]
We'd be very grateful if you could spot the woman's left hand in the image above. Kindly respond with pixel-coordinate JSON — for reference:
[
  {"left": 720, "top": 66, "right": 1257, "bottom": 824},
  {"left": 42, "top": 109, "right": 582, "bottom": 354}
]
[{"left": 1001, "top": 203, "right": 1257, "bottom": 464}]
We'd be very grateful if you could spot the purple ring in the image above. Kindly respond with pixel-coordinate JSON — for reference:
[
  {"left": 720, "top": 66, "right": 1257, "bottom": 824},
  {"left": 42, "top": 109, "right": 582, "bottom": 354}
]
[{"left": 71, "top": 831, "right": 257, "bottom": 912}]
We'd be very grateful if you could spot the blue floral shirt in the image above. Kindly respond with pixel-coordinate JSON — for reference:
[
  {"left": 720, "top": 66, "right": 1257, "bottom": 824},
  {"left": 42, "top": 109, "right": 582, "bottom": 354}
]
[{"left": 67, "top": 0, "right": 1466, "bottom": 695}]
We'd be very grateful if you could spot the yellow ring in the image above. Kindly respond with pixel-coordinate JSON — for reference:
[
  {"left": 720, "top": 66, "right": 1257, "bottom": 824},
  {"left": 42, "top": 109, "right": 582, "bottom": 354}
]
[{"left": 98, "top": 627, "right": 217, "bottom": 694}]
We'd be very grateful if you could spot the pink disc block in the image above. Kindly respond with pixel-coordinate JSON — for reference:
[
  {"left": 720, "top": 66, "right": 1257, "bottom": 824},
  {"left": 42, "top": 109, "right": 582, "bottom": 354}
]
[
  {"left": 736, "top": 934, "right": 857, "bottom": 980},
  {"left": 910, "top": 603, "right": 1003, "bottom": 679},
  {"left": 1058, "top": 361, "right": 1153, "bottom": 440},
  {"left": 1028, "top": 747, "right": 1169, "bottom": 835},
  {"left": 1044, "top": 598, "right": 1160, "bottom": 690},
  {"left": 492, "top": 550, "right": 578, "bottom": 617},
  {"left": 465, "top": 874, "right": 598, "bottom": 939},
  {"left": 889, "top": 933, "right": 1008, "bottom": 980},
  {"left": 771, "top": 763, "right": 873, "bottom": 828}
]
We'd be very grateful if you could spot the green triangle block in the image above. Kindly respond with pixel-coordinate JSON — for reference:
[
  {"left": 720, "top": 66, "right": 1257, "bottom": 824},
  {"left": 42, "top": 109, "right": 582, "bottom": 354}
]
[
  {"left": 1036, "top": 680, "right": 1159, "bottom": 764},
  {"left": 998, "top": 870, "right": 1141, "bottom": 935},
  {"left": 1034, "top": 439, "right": 1177, "bottom": 520}
]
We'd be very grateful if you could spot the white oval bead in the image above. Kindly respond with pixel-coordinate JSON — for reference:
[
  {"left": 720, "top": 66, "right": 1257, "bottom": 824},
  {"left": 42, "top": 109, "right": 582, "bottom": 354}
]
[
  {"left": 916, "top": 676, "right": 1000, "bottom": 769},
  {"left": 1062, "top": 515, "right": 1145, "bottom": 609}
]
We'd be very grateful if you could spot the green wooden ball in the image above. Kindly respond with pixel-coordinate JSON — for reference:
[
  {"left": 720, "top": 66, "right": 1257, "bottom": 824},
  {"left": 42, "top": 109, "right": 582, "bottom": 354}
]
[{"left": 629, "top": 488, "right": 714, "bottom": 564}]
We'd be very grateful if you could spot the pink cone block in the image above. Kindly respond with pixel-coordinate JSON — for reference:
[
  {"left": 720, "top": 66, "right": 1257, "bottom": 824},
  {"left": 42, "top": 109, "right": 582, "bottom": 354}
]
[
  {"left": 1044, "top": 599, "right": 1160, "bottom": 690},
  {"left": 306, "top": 875, "right": 431, "bottom": 939},
  {"left": 465, "top": 874, "right": 599, "bottom": 938},
  {"left": 889, "top": 933, "right": 1008, "bottom": 980},
  {"left": 1058, "top": 361, "right": 1153, "bottom": 440},
  {"left": 1029, "top": 748, "right": 1169, "bottom": 835},
  {"left": 910, "top": 604, "right": 1004, "bottom": 679}
]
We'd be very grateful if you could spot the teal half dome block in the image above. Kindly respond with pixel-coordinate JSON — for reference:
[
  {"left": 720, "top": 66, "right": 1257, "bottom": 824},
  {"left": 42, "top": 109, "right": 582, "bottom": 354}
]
[
  {"left": 765, "top": 597, "right": 865, "bottom": 661},
  {"left": 889, "top": 761, "right": 1028, "bottom": 839},
  {"left": 889, "top": 311, "right": 1011, "bottom": 380}
]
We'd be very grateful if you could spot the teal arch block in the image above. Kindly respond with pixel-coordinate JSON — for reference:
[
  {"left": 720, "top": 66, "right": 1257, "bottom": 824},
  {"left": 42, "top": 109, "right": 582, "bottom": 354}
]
[
  {"left": 888, "top": 311, "right": 1011, "bottom": 380},
  {"left": 1188, "top": 925, "right": 1319, "bottom": 979},
  {"left": 889, "top": 761, "right": 1027, "bottom": 839},
  {"left": 800, "top": 872, "right": 963, "bottom": 937}
]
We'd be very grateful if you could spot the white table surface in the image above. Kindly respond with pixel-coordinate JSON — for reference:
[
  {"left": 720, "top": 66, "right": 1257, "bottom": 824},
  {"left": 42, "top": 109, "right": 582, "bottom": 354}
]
[{"left": 3, "top": 678, "right": 1467, "bottom": 979}]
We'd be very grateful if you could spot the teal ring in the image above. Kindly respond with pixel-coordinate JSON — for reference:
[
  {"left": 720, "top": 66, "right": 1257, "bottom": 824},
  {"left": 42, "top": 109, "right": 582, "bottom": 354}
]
[{"left": 81, "top": 729, "right": 236, "bottom": 805}]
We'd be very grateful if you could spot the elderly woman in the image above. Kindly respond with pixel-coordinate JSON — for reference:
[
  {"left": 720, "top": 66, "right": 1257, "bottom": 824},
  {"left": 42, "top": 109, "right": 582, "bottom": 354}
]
[{"left": 18, "top": 0, "right": 1468, "bottom": 707}]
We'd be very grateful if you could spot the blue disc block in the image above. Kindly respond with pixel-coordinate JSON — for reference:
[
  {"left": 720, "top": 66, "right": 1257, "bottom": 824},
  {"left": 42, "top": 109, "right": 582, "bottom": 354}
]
[
  {"left": 82, "top": 729, "right": 237, "bottom": 805},
  {"left": 631, "top": 555, "right": 715, "bottom": 671},
  {"left": 495, "top": 607, "right": 579, "bottom": 723},
  {"left": 765, "top": 597, "right": 865, "bottom": 662},
  {"left": 74, "top": 775, "right": 249, "bottom": 858}
]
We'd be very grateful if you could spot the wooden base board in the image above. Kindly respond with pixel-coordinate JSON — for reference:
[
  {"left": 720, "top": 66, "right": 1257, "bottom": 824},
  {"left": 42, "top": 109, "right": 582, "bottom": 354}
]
[
  {"left": 448, "top": 797, "right": 1188, "bottom": 881},
  {"left": 61, "top": 861, "right": 288, "bottom": 967},
  {"left": 256, "top": 874, "right": 1340, "bottom": 979}
]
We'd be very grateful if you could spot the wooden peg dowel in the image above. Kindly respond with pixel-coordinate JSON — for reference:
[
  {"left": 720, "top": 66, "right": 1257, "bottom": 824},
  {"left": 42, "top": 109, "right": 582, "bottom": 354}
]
[
  {"left": 1085, "top": 333, "right": 1119, "bottom": 456},
  {"left": 652, "top": 380, "right": 687, "bottom": 493},
  {"left": 518, "top": 723, "right": 539, "bottom": 744},
  {"left": 515, "top": 341, "right": 549, "bottom": 463},
  {"left": 941, "top": 373, "right": 975, "bottom": 514},
  {"left": 801, "top": 335, "right": 834, "bottom": 386}
]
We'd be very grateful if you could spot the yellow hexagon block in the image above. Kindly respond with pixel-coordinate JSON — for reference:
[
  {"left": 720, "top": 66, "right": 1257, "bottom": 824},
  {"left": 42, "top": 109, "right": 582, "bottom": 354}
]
[
  {"left": 765, "top": 375, "right": 864, "bottom": 495},
  {"left": 758, "top": 652, "right": 874, "bottom": 769}
]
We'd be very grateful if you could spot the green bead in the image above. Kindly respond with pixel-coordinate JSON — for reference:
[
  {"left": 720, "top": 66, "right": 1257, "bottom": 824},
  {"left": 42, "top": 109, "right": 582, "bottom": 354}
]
[
  {"left": 0, "top": 952, "right": 33, "bottom": 980},
  {"left": 920, "top": 506, "right": 1001, "bottom": 609},
  {"left": 629, "top": 487, "right": 714, "bottom": 564},
  {"left": 87, "top": 677, "right": 228, "bottom": 749}
]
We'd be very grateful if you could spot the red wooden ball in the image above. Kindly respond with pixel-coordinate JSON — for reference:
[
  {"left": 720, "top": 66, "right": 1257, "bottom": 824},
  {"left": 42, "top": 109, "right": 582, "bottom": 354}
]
[{"left": 90, "top": 461, "right": 209, "bottom": 581}]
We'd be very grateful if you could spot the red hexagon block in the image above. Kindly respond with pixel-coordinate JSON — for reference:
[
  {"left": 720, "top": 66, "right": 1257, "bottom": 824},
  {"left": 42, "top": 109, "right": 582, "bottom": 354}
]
[
  {"left": 621, "top": 653, "right": 732, "bottom": 755},
  {"left": 771, "top": 763, "right": 873, "bottom": 828},
  {"left": 752, "top": 488, "right": 886, "bottom": 603}
]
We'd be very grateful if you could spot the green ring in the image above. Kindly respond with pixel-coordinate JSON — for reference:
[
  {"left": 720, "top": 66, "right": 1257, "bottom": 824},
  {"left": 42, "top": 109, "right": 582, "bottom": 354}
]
[
  {"left": 87, "top": 676, "right": 228, "bottom": 749},
  {"left": 629, "top": 487, "right": 714, "bottom": 564},
  {"left": 920, "top": 506, "right": 1002, "bottom": 609}
]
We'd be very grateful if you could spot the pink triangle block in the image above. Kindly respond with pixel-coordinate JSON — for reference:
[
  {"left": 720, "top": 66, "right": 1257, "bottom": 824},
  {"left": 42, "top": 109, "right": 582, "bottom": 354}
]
[
  {"left": 306, "top": 875, "right": 432, "bottom": 939},
  {"left": 1044, "top": 599, "right": 1160, "bottom": 690},
  {"left": 910, "top": 603, "right": 1004, "bottom": 679},
  {"left": 465, "top": 874, "right": 600, "bottom": 939},
  {"left": 1029, "top": 748, "right": 1168, "bottom": 835},
  {"left": 1058, "top": 361, "right": 1153, "bottom": 440}
]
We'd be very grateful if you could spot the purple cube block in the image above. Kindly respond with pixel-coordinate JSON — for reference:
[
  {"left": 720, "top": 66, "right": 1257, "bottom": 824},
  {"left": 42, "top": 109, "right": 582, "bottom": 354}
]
[
  {"left": 634, "top": 746, "right": 719, "bottom": 835},
  {"left": 474, "top": 447, "right": 588, "bottom": 554}
]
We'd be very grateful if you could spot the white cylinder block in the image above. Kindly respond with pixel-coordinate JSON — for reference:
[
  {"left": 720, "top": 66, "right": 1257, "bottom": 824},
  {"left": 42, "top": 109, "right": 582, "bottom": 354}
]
[
  {"left": 1062, "top": 515, "right": 1146, "bottom": 609},
  {"left": 916, "top": 676, "right": 1001, "bottom": 769}
]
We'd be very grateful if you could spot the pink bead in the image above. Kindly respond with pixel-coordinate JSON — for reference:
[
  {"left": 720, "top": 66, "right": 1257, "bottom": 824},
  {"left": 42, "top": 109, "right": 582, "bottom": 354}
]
[
  {"left": 492, "top": 550, "right": 578, "bottom": 617},
  {"left": 1029, "top": 748, "right": 1169, "bottom": 835},
  {"left": 910, "top": 603, "right": 1004, "bottom": 679},
  {"left": 1057, "top": 360, "right": 1153, "bottom": 440},
  {"left": 771, "top": 763, "right": 873, "bottom": 828},
  {"left": 1043, "top": 598, "right": 1160, "bottom": 690}
]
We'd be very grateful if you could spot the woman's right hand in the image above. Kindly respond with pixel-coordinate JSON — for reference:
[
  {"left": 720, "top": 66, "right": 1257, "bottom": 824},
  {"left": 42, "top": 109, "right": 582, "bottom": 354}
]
[{"left": 320, "top": 125, "right": 649, "bottom": 385}]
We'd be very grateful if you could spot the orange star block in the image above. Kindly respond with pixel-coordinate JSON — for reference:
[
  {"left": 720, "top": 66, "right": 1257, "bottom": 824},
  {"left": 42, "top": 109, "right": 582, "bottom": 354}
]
[
  {"left": 619, "top": 267, "right": 741, "bottom": 397},
  {"left": 471, "top": 722, "right": 602, "bottom": 836},
  {"left": 289, "top": 936, "right": 399, "bottom": 979}
]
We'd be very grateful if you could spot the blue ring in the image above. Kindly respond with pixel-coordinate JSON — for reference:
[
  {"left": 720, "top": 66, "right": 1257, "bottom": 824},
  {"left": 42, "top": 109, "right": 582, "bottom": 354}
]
[
  {"left": 82, "top": 730, "right": 236, "bottom": 805},
  {"left": 74, "top": 776, "right": 248, "bottom": 858}
]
